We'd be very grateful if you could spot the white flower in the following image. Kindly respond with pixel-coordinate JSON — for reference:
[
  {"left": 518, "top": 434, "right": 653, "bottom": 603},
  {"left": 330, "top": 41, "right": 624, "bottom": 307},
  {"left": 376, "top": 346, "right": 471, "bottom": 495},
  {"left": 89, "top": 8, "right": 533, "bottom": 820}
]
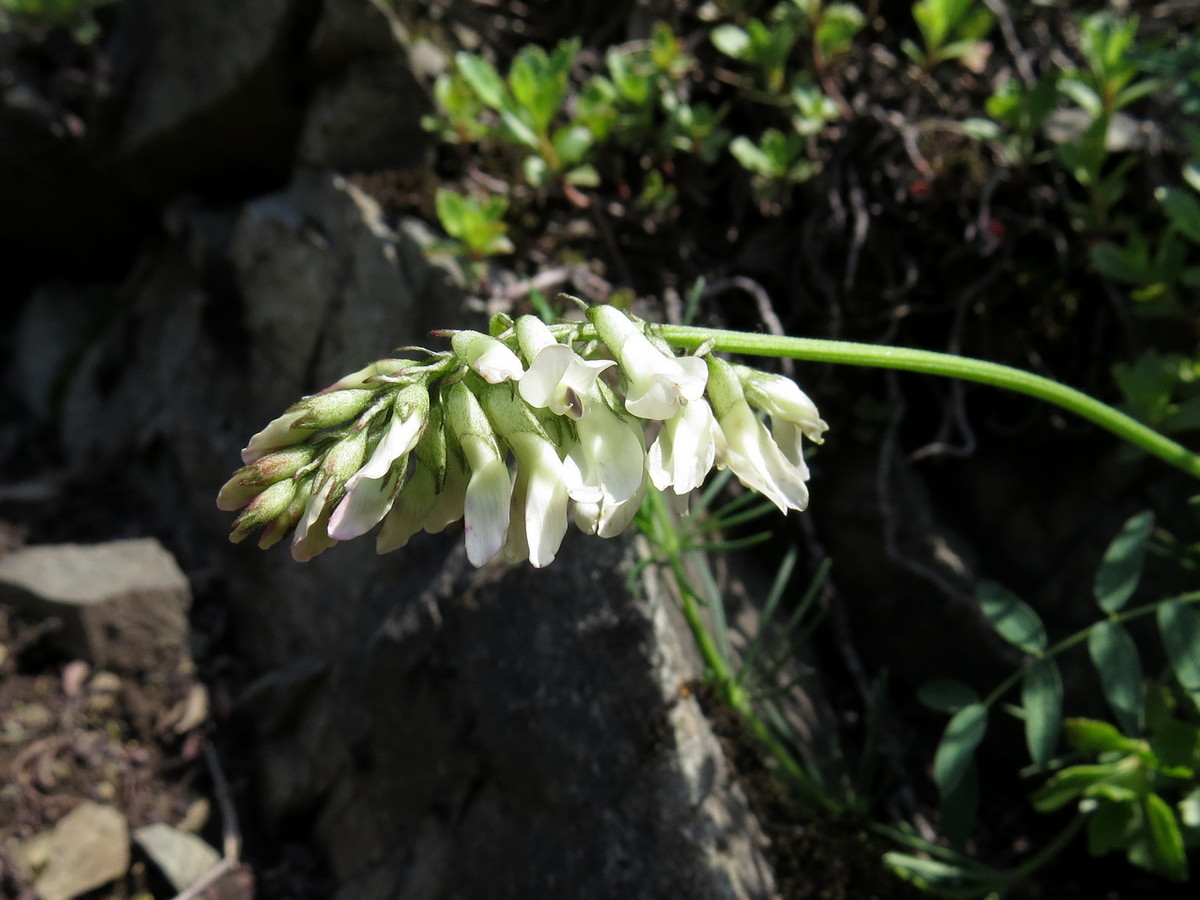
[
  {"left": 588, "top": 305, "right": 707, "bottom": 420},
  {"left": 573, "top": 472, "right": 648, "bottom": 539},
  {"left": 446, "top": 381, "right": 513, "bottom": 566},
  {"left": 479, "top": 385, "right": 569, "bottom": 568},
  {"left": 707, "top": 357, "right": 811, "bottom": 514},
  {"left": 515, "top": 315, "right": 615, "bottom": 420},
  {"left": 647, "top": 397, "right": 722, "bottom": 496},
  {"left": 327, "top": 386, "right": 428, "bottom": 541},
  {"left": 736, "top": 364, "right": 828, "bottom": 470},
  {"left": 502, "top": 433, "right": 569, "bottom": 567},
  {"left": 376, "top": 454, "right": 468, "bottom": 553},
  {"left": 452, "top": 330, "right": 525, "bottom": 384},
  {"left": 519, "top": 343, "right": 616, "bottom": 420},
  {"left": 561, "top": 391, "right": 646, "bottom": 506}
]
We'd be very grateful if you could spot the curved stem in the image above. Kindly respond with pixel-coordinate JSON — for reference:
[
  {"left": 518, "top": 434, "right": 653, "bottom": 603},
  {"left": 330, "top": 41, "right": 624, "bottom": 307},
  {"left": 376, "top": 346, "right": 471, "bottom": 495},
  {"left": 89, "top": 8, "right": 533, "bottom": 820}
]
[{"left": 655, "top": 326, "right": 1200, "bottom": 481}]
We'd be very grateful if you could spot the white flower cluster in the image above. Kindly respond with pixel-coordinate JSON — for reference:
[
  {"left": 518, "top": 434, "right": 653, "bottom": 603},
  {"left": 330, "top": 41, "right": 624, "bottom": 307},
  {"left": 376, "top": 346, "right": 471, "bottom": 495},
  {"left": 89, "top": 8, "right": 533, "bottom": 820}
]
[{"left": 218, "top": 306, "right": 828, "bottom": 567}]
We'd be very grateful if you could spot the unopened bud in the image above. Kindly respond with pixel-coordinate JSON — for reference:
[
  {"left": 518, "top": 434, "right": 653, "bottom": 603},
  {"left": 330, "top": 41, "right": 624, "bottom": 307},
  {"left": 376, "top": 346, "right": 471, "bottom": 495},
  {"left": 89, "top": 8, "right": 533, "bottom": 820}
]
[
  {"left": 319, "top": 359, "right": 420, "bottom": 392},
  {"left": 230, "top": 479, "right": 299, "bottom": 543},
  {"left": 294, "top": 389, "right": 376, "bottom": 429},
  {"left": 451, "top": 331, "right": 525, "bottom": 384}
]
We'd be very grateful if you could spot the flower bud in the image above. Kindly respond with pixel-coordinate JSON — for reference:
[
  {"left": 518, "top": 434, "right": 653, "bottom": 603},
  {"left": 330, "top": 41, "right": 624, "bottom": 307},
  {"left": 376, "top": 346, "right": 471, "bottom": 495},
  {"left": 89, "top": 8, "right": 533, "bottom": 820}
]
[
  {"left": 230, "top": 479, "right": 299, "bottom": 543},
  {"left": 294, "top": 389, "right": 377, "bottom": 429},
  {"left": 451, "top": 331, "right": 525, "bottom": 384},
  {"left": 217, "top": 445, "right": 317, "bottom": 511},
  {"left": 318, "top": 359, "right": 420, "bottom": 392}
]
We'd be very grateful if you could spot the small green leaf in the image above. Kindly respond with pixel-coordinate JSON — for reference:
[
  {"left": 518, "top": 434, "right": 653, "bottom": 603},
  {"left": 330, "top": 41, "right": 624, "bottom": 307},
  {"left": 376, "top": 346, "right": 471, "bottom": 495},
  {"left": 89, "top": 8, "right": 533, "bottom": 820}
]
[
  {"left": 1088, "top": 620, "right": 1144, "bottom": 735},
  {"left": 1032, "top": 763, "right": 1120, "bottom": 812},
  {"left": 455, "top": 52, "right": 507, "bottom": 111},
  {"left": 977, "top": 581, "right": 1047, "bottom": 653},
  {"left": 711, "top": 24, "right": 750, "bottom": 60},
  {"left": 434, "top": 189, "right": 466, "bottom": 235},
  {"left": 1159, "top": 186, "right": 1200, "bottom": 244},
  {"left": 1065, "top": 717, "right": 1144, "bottom": 757},
  {"left": 961, "top": 118, "right": 1002, "bottom": 141},
  {"left": 1157, "top": 601, "right": 1200, "bottom": 703},
  {"left": 1088, "top": 798, "right": 1136, "bottom": 856},
  {"left": 1094, "top": 511, "right": 1154, "bottom": 612},
  {"left": 933, "top": 704, "right": 988, "bottom": 796},
  {"left": 1140, "top": 793, "right": 1188, "bottom": 881},
  {"left": 1150, "top": 717, "right": 1200, "bottom": 772},
  {"left": 1022, "top": 657, "right": 1063, "bottom": 768},
  {"left": 1184, "top": 162, "right": 1200, "bottom": 195},
  {"left": 917, "top": 679, "right": 980, "bottom": 713}
]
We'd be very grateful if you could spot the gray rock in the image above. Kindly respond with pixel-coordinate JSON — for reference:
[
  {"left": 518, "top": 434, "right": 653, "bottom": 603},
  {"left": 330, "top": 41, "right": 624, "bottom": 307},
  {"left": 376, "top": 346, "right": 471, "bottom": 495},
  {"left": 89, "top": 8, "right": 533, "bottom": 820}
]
[
  {"left": 294, "top": 534, "right": 777, "bottom": 900},
  {"left": 0, "top": 539, "right": 191, "bottom": 671},
  {"left": 133, "top": 823, "right": 222, "bottom": 893},
  {"left": 9, "top": 283, "right": 114, "bottom": 419},
  {"left": 17, "top": 802, "right": 130, "bottom": 900},
  {"left": 299, "top": 0, "right": 432, "bottom": 171},
  {"left": 115, "top": 0, "right": 298, "bottom": 153},
  {"left": 297, "top": 55, "right": 431, "bottom": 172}
]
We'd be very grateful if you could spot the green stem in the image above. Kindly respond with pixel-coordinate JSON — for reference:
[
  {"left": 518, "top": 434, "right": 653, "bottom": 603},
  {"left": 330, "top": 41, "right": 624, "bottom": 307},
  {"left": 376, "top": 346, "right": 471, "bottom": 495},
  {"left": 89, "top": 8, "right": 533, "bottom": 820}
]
[
  {"left": 644, "top": 489, "right": 839, "bottom": 813},
  {"left": 656, "top": 326, "right": 1200, "bottom": 481}
]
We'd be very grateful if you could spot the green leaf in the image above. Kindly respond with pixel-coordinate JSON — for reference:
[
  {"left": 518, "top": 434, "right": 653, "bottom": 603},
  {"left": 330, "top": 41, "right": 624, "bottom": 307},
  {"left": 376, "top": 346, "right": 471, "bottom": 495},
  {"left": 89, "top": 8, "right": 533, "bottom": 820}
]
[
  {"left": 961, "top": 117, "right": 1002, "bottom": 141},
  {"left": 1092, "top": 241, "right": 1152, "bottom": 285},
  {"left": 1140, "top": 793, "right": 1188, "bottom": 881},
  {"left": 1089, "top": 620, "right": 1144, "bottom": 735},
  {"left": 1022, "top": 657, "right": 1063, "bottom": 768},
  {"left": 729, "top": 136, "right": 774, "bottom": 176},
  {"left": 1184, "top": 162, "right": 1200, "bottom": 195},
  {"left": 1088, "top": 798, "right": 1136, "bottom": 856},
  {"left": 455, "top": 52, "right": 507, "bottom": 111},
  {"left": 1094, "top": 511, "right": 1154, "bottom": 612},
  {"left": 434, "top": 189, "right": 466, "bottom": 235},
  {"left": 933, "top": 704, "right": 988, "bottom": 796},
  {"left": 940, "top": 758, "right": 978, "bottom": 850},
  {"left": 918, "top": 678, "right": 980, "bottom": 713},
  {"left": 1065, "top": 717, "right": 1145, "bottom": 757},
  {"left": 711, "top": 24, "right": 750, "bottom": 60},
  {"left": 1032, "top": 763, "right": 1121, "bottom": 812},
  {"left": 551, "top": 125, "right": 593, "bottom": 168},
  {"left": 1159, "top": 186, "right": 1200, "bottom": 244},
  {"left": 1157, "top": 601, "right": 1200, "bottom": 703},
  {"left": 1150, "top": 717, "right": 1200, "bottom": 772},
  {"left": 977, "top": 580, "right": 1047, "bottom": 654}
]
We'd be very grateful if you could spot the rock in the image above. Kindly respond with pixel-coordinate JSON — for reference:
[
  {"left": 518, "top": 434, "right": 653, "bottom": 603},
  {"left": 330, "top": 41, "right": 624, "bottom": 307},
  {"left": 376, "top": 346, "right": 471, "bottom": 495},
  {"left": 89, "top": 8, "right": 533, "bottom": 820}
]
[
  {"left": 297, "top": 0, "right": 431, "bottom": 171},
  {"left": 9, "top": 283, "right": 115, "bottom": 418},
  {"left": 112, "top": 0, "right": 305, "bottom": 174},
  {"left": 0, "top": 539, "right": 191, "bottom": 671},
  {"left": 297, "top": 533, "right": 777, "bottom": 900},
  {"left": 297, "top": 55, "right": 431, "bottom": 172},
  {"left": 133, "top": 823, "right": 222, "bottom": 893},
  {"left": 17, "top": 802, "right": 130, "bottom": 900}
]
